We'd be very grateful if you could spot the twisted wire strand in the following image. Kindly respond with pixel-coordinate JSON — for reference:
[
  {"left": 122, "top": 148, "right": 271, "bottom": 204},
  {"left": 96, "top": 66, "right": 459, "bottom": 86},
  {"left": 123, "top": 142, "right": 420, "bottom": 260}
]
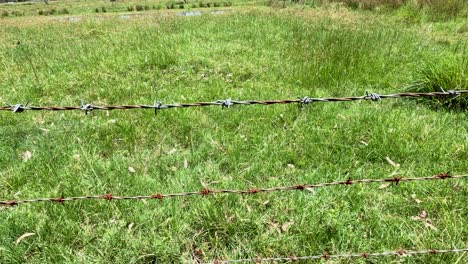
[
  {"left": 208, "top": 248, "right": 468, "bottom": 263},
  {"left": 1, "top": 90, "right": 466, "bottom": 113},
  {"left": 1, "top": 174, "right": 465, "bottom": 207}
]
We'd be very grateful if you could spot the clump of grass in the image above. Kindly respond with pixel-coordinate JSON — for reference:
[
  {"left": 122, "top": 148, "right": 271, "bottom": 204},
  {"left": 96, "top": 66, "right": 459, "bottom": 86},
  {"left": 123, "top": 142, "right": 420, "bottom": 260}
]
[
  {"left": 213, "top": 2, "right": 220, "bottom": 7},
  {"left": 328, "top": 0, "right": 405, "bottom": 10},
  {"left": 267, "top": 0, "right": 281, "bottom": 8},
  {"left": 324, "top": 0, "right": 466, "bottom": 21},
  {"left": 457, "top": 23, "right": 468, "bottom": 34},
  {"left": 144, "top": 5, "right": 150, "bottom": 10},
  {"left": 59, "top": 8, "right": 70, "bottom": 15},
  {"left": 37, "top": 9, "right": 57, "bottom": 16},
  {"left": 199, "top": 1, "right": 206, "bottom": 7},
  {"left": 11, "top": 10, "right": 24, "bottom": 17},
  {"left": 127, "top": 6, "right": 134, "bottom": 11},
  {"left": 95, "top": 7, "right": 100, "bottom": 13},
  {"left": 1, "top": 10, "right": 8, "bottom": 17},
  {"left": 179, "top": 4, "right": 185, "bottom": 9},
  {"left": 135, "top": 5, "right": 144, "bottom": 11},
  {"left": 223, "top": 1, "right": 232, "bottom": 7},
  {"left": 191, "top": 3, "right": 198, "bottom": 8},
  {"left": 415, "top": 0, "right": 466, "bottom": 21},
  {"left": 101, "top": 7, "right": 107, "bottom": 13},
  {"left": 407, "top": 58, "right": 468, "bottom": 110}
]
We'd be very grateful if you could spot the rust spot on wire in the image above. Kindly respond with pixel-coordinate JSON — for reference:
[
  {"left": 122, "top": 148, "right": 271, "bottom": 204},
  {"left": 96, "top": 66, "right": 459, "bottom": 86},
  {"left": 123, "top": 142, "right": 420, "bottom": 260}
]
[
  {"left": 344, "top": 178, "right": 353, "bottom": 185},
  {"left": 248, "top": 189, "right": 259, "bottom": 194},
  {"left": 102, "top": 193, "right": 113, "bottom": 201},
  {"left": 4, "top": 200, "right": 17, "bottom": 207},
  {"left": 294, "top": 185, "right": 306, "bottom": 190},
  {"left": 361, "top": 252, "right": 369, "bottom": 258},
  {"left": 321, "top": 252, "right": 329, "bottom": 259},
  {"left": 53, "top": 197, "right": 65, "bottom": 204},
  {"left": 437, "top": 173, "right": 451, "bottom": 179},
  {"left": 396, "top": 249, "right": 406, "bottom": 256},
  {"left": 200, "top": 188, "right": 210, "bottom": 195},
  {"left": 150, "top": 193, "right": 163, "bottom": 200},
  {"left": 387, "top": 176, "right": 402, "bottom": 185}
]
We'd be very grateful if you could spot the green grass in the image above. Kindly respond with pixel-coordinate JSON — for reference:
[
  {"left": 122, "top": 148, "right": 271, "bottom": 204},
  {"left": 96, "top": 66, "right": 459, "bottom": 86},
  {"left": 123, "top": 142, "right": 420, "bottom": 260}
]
[{"left": 0, "top": 3, "right": 467, "bottom": 263}]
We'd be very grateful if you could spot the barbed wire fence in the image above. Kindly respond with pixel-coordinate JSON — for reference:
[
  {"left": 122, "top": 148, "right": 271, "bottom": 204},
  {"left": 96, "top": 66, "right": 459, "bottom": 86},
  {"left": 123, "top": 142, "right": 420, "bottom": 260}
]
[
  {"left": 2, "top": 89, "right": 467, "bottom": 262},
  {"left": 1, "top": 89, "right": 466, "bottom": 114},
  {"left": 1, "top": 173, "right": 465, "bottom": 207},
  {"left": 208, "top": 248, "right": 468, "bottom": 263}
]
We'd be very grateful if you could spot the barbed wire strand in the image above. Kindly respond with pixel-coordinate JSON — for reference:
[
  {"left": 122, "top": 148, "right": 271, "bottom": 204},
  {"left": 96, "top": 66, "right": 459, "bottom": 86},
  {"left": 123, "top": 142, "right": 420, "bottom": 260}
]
[
  {"left": 208, "top": 248, "right": 468, "bottom": 263},
  {"left": 1, "top": 173, "right": 465, "bottom": 207},
  {"left": 1, "top": 90, "right": 466, "bottom": 113}
]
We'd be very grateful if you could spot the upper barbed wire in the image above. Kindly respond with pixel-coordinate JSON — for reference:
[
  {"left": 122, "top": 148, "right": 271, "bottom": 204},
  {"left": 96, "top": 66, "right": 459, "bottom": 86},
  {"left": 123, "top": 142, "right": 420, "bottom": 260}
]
[{"left": 2, "top": 90, "right": 466, "bottom": 113}]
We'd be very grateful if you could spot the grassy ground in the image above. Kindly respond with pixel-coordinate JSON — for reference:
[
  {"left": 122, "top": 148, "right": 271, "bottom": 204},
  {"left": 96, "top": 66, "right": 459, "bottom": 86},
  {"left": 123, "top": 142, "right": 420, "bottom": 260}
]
[{"left": 0, "top": 1, "right": 467, "bottom": 263}]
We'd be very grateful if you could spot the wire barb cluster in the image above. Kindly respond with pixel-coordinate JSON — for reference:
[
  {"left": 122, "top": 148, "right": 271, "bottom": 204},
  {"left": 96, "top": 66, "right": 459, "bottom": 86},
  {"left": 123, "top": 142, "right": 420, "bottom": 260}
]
[
  {"left": 209, "top": 248, "right": 468, "bottom": 263},
  {"left": 1, "top": 173, "right": 465, "bottom": 207},
  {"left": 2, "top": 90, "right": 466, "bottom": 114}
]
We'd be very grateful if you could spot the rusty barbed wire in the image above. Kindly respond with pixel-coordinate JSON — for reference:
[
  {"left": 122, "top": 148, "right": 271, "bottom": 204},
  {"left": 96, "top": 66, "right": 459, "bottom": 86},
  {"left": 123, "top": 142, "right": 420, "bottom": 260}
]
[
  {"left": 208, "top": 248, "right": 468, "bottom": 263},
  {"left": 1, "top": 89, "right": 466, "bottom": 114},
  {"left": 0, "top": 173, "right": 465, "bottom": 207}
]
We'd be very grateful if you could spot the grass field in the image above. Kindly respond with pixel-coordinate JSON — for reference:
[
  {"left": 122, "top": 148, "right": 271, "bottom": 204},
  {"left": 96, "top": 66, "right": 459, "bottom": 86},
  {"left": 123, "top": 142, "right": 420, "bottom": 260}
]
[{"left": 0, "top": 0, "right": 467, "bottom": 263}]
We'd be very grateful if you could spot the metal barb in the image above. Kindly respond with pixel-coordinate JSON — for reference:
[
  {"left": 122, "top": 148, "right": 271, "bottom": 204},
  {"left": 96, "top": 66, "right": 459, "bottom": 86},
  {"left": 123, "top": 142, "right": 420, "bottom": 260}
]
[
  {"left": 440, "top": 86, "right": 461, "bottom": 98},
  {"left": 217, "top": 99, "right": 233, "bottom": 108},
  {"left": 154, "top": 100, "right": 163, "bottom": 115},
  {"left": 365, "top": 91, "right": 381, "bottom": 101},
  {"left": 80, "top": 100, "right": 93, "bottom": 115},
  {"left": 5, "top": 102, "right": 29, "bottom": 113},
  {"left": 299, "top": 96, "right": 313, "bottom": 105},
  {"left": 297, "top": 97, "right": 313, "bottom": 111}
]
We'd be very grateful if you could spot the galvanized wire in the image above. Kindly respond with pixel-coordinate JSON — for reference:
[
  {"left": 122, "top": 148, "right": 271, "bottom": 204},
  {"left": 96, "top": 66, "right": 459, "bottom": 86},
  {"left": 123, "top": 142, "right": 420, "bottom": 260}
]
[
  {"left": 1, "top": 173, "right": 465, "bottom": 207},
  {"left": 208, "top": 248, "right": 468, "bottom": 263},
  {"left": 1, "top": 90, "right": 466, "bottom": 113}
]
